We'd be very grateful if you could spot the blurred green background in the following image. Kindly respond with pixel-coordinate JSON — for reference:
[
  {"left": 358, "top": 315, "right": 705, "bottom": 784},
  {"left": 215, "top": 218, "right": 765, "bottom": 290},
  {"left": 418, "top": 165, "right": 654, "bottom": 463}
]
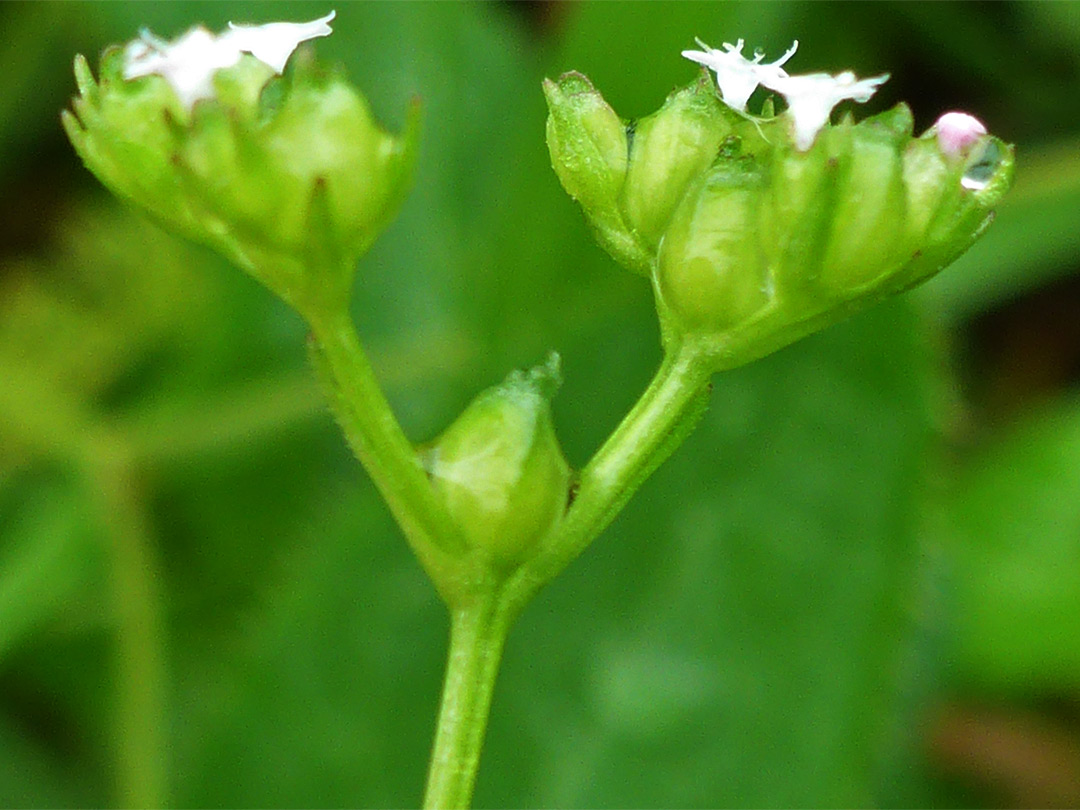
[{"left": 2, "top": 1, "right": 1080, "bottom": 807}]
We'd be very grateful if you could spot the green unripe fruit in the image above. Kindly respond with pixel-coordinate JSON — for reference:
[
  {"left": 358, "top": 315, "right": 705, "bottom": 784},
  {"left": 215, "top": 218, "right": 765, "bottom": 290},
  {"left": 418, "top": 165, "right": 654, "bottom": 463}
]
[
  {"left": 543, "top": 71, "right": 755, "bottom": 277},
  {"left": 543, "top": 72, "right": 649, "bottom": 275},
  {"left": 817, "top": 108, "right": 912, "bottom": 294},
  {"left": 547, "top": 65, "right": 1014, "bottom": 372},
  {"left": 543, "top": 72, "right": 628, "bottom": 222},
  {"left": 426, "top": 354, "right": 571, "bottom": 570},
  {"left": 621, "top": 75, "right": 736, "bottom": 251},
  {"left": 63, "top": 41, "right": 419, "bottom": 319},
  {"left": 656, "top": 158, "right": 771, "bottom": 333}
]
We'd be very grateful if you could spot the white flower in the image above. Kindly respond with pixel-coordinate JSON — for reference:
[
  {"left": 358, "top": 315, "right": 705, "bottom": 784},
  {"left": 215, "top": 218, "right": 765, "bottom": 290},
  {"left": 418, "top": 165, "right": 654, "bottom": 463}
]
[
  {"left": 759, "top": 70, "right": 889, "bottom": 151},
  {"left": 933, "top": 111, "right": 987, "bottom": 159},
  {"left": 681, "top": 38, "right": 798, "bottom": 112},
  {"left": 123, "top": 11, "right": 335, "bottom": 109},
  {"left": 223, "top": 14, "right": 336, "bottom": 73}
]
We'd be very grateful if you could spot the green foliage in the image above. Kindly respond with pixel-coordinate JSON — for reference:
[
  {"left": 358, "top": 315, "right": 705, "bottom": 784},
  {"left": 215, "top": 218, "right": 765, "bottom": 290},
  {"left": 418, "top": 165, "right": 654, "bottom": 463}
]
[
  {"left": 2, "top": 1, "right": 1079, "bottom": 808},
  {"left": 941, "top": 395, "right": 1080, "bottom": 693}
]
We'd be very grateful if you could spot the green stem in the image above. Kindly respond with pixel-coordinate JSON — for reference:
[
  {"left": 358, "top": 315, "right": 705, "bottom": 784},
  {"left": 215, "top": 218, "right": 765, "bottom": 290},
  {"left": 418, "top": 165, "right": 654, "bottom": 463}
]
[
  {"left": 306, "top": 309, "right": 466, "bottom": 585},
  {"left": 86, "top": 443, "right": 169, "bottom": 810},
  {"left": 2, "top": 363, "right": 170, "bottom": 807},
  {"left": 423, "top": 591, "right": 512, "bottom": 810},
  {"left": 509, "top": 337, "right": 712, "bottom": 609}
]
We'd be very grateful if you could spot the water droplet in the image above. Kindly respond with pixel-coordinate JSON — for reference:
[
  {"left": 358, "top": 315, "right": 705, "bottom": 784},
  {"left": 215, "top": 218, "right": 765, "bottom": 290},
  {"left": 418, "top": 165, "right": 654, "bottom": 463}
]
[{"left": 961, "top": 139, "right": 1002, "bottom": 191}]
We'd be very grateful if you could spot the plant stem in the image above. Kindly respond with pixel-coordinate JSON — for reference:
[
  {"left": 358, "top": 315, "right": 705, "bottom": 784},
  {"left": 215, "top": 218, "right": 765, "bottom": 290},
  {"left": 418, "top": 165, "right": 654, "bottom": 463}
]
[
  {"left": 3, "top": 363, "right": 170, "bottom": 807},
  {"left": 423, "top": 591, "right": 512, "bottom": 810},
  {"left": 306, "top": 309, "right": 466, "bottom": 585},
  {"left": 86, "top": 442, "right": 169, "bottom": 810},
  {"left": 509, "top": 337, "right": 712, "bottom": 608}
]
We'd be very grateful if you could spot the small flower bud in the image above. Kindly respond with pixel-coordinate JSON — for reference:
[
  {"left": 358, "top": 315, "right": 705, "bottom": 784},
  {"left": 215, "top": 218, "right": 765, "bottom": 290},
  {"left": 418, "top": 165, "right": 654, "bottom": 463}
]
[
  {"left": 933, "top": 111, "right": 987, "bottom": 160},
  {"left": 543, "top": 72, "right": 648, "bottom": 275},
  {"left": 621, "top": 75, "right": 736, "bottom": 250},
  {"left": 426, "top": 354, "right": 571, "bottom": 570},
  {"left": 62, "top": 15, "right": 419, "bottom": 318}
]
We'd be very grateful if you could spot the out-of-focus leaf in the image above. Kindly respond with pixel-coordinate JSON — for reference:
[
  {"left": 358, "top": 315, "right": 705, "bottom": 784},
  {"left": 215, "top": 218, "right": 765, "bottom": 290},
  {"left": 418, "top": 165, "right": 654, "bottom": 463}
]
[
  {"left": 0, "top": 201, "right": 223, "bottom": 413},
  {"left": 167, "top": 484, "right": 445, "bottom": 808},
  {"left": 1019, "top": 1, "right": 1080, "bottom": 54},
  {"left": 0, "top": 718, "right": 95, "bottom": 808},
  {"left": 0, "top": 472, "right": 110, "bottom": 809},
  {"left": 882, "top": 3, "right": 1022, "bottom": 91},
  {"left": 939, "top": 393, "right": 1080, "bottom": 692},
  {"left": 0, "top": 478, "right": 103, "bottom": 662},
  {"left": 0, "top": 4, "right": 82, "bottom": 181}
]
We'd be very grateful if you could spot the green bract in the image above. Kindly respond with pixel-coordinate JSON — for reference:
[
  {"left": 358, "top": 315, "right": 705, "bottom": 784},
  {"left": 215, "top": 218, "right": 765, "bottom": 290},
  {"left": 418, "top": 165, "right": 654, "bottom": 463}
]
[
  {"left": 425, "top": 354, "right": 571, "bottom": 571},
  {"left": 63, "top": 47, "right": 419, "bottom": 318},
  {"left": 545, "top": 69, "right": 1015, "bottom": 371}
]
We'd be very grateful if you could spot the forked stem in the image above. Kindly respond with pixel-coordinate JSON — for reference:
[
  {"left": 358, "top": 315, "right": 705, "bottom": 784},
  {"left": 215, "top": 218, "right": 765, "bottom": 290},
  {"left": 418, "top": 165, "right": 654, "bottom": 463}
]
[{"left": 421, "top": 338, "right": 713, "bottom": 808}]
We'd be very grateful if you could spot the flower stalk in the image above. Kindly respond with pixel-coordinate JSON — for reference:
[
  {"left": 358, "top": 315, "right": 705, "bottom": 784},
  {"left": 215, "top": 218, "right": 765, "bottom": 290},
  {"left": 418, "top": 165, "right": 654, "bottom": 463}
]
[
  {"left": 423, "top": 590, "right": 513, "bottom": 810},
  {"left": 306, "top": 307, "right": 469, "bottom": 597}
]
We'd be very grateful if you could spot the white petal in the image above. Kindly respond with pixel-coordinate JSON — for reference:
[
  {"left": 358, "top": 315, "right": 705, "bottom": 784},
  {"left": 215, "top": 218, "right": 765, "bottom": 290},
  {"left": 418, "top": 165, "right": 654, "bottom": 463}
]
[
  {"left": 760, "top": 70, "right": 888, "bottom": 150},
  {"left": 681, "top": 48, "right": 715, "bottom": 69},
  {"left": 224, "top": 11, "right": 336, "bottom": 74},
  {"left": 683, "top": 37, "right": 796, "bottom": 113},
  {"left": 121, "top": 11, "right": 335, "bottom": 110},
  {"left": 834, "top": 71, "right": 890, "bottom": 103},
  {"left": 124, "top": 26, "right": 244, "bottom": 108},
  {"left": 774, "top": 40, "right": 799, "bottom": 67},
  {"left": 681, "top": 44, "right": 753, "bottom": 111}
]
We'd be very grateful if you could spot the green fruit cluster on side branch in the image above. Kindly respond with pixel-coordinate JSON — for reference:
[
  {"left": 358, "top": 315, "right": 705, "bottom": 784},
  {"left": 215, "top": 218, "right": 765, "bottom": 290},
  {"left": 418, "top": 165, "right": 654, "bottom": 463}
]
[{"left": 544, "top": 70, "right": 1014, "bottom": 371}]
